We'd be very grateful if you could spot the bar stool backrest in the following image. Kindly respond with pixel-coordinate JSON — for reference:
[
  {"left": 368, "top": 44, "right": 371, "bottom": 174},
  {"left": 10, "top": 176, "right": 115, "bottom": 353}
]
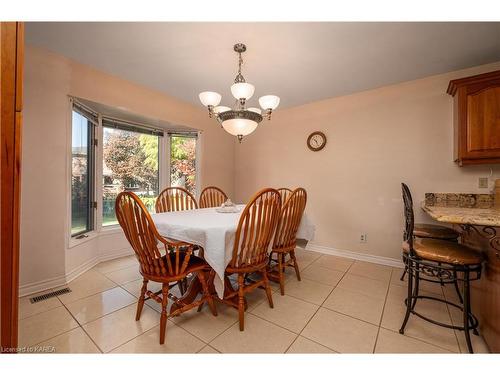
[{"left": 401, "top": 182, "right": 415, "bottom": 255}]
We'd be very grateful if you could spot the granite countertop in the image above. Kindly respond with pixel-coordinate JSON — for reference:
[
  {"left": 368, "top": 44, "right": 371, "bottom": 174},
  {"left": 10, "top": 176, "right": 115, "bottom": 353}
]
[{"left": 421, "top": 202, "right": 500, "bottom": 227}]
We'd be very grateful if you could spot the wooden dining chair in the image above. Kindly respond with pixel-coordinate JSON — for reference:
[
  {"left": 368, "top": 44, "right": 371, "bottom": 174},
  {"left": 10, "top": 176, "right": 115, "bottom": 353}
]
[
  {"left": 222, "top": 188, "right": 282, "bottom": 331},
  {"left": 199, "top": 186, "right": 228, "bottom": 208},
  {"left": 269, "top": 188, "right": 307, "bottom": 295},
  {"left": 155, "top": 186, "right": 198, "bottom": 213},
  {"left": 115, "top": 192, "right": 216, "bottom": 344},
  {"left": 277, "top": 187, "right": 293, "bottom": 204}
]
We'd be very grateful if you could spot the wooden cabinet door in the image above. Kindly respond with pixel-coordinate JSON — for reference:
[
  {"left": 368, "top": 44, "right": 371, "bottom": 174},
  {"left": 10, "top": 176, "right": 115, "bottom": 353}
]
[
  {"left": 449, "top": 70, "right": 500, "bottom": 165},
  {"left": 465, "top": 83, "right": 500, "bottom": 158}
]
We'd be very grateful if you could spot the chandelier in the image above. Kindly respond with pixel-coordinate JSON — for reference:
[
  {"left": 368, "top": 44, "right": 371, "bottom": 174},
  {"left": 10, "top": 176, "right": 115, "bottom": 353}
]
[{"left": 199, "top": 43, "right": 280, "bottom": 142}]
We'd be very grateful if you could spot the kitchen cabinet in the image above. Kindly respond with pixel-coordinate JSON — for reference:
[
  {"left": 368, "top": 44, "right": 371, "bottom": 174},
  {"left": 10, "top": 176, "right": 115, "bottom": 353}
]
[{"left": 447, "top": 70, "right": 500, "bottom": 166}]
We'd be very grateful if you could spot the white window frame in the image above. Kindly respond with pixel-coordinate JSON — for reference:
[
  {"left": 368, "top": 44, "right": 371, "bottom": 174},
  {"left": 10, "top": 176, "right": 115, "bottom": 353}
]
[
  {"left": 67, "top": 98, "right": 98, "bottom": 248},
  {"left": 67, "top": 97, "right": 202, "bottom": 244},
  {"left": 165, "top": 131, "right": 202, "bottom": 198}
]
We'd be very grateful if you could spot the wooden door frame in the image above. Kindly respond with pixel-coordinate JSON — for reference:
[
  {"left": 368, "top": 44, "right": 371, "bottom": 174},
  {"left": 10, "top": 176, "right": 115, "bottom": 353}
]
[{"left": 1, "top": 21, "right": 24, "bottom": 353}]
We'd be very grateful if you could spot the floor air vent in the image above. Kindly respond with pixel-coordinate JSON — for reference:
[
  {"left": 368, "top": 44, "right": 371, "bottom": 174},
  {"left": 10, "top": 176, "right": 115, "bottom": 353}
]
[{"left": 30, "top": 287, "right": 71, "bottom": 303}]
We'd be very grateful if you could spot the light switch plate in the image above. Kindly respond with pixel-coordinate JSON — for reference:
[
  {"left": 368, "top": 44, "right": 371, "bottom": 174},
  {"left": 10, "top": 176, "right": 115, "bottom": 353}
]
[{"left": 479, "top": 177, "right": 488, "bottom": 189}]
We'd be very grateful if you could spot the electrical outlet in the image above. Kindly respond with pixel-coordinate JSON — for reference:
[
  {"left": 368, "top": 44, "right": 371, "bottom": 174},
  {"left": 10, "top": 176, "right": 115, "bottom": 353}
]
[
  {"left": 479, "top": 177, "right": 488, "bottom": 189},
  {"left": 360, "top": 233, "right": 367, "bottom": 243}
]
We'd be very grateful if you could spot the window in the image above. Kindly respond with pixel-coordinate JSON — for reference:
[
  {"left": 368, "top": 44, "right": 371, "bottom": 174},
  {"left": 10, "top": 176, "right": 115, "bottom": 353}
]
[
  {"left": 102, "top": 118, "right": 161, "bottom": 226},
  {"left": 71, "top": 104, "right": 96, "bottom": 236},
  {"left": 69, "top": 98, "right": 200, "bottom": 238},
  {"left": 169, "top": 133, "right": 197, "bottom": 196}
]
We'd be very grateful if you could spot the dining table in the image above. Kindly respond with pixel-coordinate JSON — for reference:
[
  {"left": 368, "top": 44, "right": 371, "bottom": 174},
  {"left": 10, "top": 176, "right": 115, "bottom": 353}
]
[{"left": 150, "top": 204, "right": 316, "bottom": 311}]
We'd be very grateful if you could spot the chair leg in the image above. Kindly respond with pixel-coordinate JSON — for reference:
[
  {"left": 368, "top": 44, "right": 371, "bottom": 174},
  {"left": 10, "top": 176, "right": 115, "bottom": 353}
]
[
  {"left": 177, "top": 278, "right": 186, "bottom": 295},
  {"left": 159, "top": 283, "right": 169, "bottom": 345},
  {"left": 262, "top": 269, "right": 274, "bottom": 309},
  {"left": 399, "top": 259, "right": 414, "bottom": 334},
  {"left": 278, "top": 253, "right": 285, "bottom": 295},
  {"left": 198, "top": 270, "right": 217, "bottom": 317},
  {"left": 411, "top": 264, "right": 420, "bottom": 310},
  {"left": 463, "top": 271, "right": 474, "bottom": 353},
  {"left": 400, "top": 267, "right": 407, "bottom": 281},
  {"left": 268, "top": 251, "right": 274, "bottom": 267},
  {"left": 135, "top": 278, "right": 148, "bottom": 321},
  {"left": 453, "top": 271, "right": 464, "bottom": 304},
  {"left": 290, "top": 249, "right": 301, "bottom": 281},
  {"left": 237, "top": 274, "right": 245, "bottom": 331}
]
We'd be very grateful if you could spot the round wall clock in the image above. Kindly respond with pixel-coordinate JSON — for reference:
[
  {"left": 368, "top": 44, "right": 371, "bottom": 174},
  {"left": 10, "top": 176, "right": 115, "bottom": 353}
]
[{"left": 307, "top": 131, "right": 327, "bottom": 151}]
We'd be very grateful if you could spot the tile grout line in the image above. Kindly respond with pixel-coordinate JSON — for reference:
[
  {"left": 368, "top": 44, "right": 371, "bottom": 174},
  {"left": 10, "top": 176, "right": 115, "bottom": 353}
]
[
  {"left": 57, "top": 295, "right": 104, "bottom": 354},
  {"left": 58, "top": 277, "right": 155, "bottom": 353},
  {"left": 371, "top": 268, "right": 394, "bottom": 353},
  {"left": 93, "top": 258, "right": 137, "bottom": 276},
  {"left": 283, "top": 256, "right": 356, "bottom": 353},
  {"left": 381, "top": 274, "right": 463, "bottom": 353},
  {"left": 207, "top": 251, "right": 322, "bottom": 352},
  {"left": 21, "top": 252, "right": 465, "bottom": 354},
  {"left": 441, "top": 284, "right": 465, "bottom": 353}
]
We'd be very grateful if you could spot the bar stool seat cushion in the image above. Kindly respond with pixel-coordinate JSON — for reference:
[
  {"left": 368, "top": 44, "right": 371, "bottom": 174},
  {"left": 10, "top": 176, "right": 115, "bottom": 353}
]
[
  {"left": 402, "top": 238, "right": 482, "bottom": 266},
  {"left": 413, "top": 223, "right": 459, "bottom": 240}
]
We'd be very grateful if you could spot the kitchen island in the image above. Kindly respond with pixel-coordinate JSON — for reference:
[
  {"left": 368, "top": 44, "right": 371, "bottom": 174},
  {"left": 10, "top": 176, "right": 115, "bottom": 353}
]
[{"left": 422, "top": 202, "right": 500, "bottom": 353}]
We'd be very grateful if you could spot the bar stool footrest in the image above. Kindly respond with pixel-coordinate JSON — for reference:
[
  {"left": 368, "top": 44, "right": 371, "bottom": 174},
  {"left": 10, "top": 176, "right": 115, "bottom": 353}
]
[{"left": 404, "top": 295, "right": 479, "bottom": 332}]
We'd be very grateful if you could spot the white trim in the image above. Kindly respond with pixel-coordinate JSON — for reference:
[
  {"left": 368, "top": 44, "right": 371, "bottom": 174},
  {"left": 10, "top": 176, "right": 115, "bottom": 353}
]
[
  {"left": 18, "top": 274, "right": 69, "bottom": 298},
  {"left": 165, "top": 132, "right": 201, "bottom": 196},
  {"left": 95, "top": 113, "right": 104, "bottom": 230},
  {"left": 164, "top": 132, "right": 171, "bottom": 188},
  {"left": 68, "top": 231, "right": 98, "bottom": 249},
  {"left": 195, "top": 131, "right": 202, "bottom": 198},
  {"left": 159, "top": 132, "right": 167, "bottom": 192},
  {"left": 305, "top": 243, "right": 404, "bottom": 269},
  {"left": 19, "top": 248, "right": 133, "bottom": 297},
  {"left": 67, "top": 97, "right": 98, "bottom": 246},
  {"left": 99, "top": 248, "right": 134, "bottom": 263}
]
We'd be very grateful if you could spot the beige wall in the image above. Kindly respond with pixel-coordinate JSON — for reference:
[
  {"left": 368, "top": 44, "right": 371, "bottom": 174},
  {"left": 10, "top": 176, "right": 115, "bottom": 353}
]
[
  {"left": 21, "top": 45, "right": 500, "bottom": 293},
  {"left": 20, "top": 46, "right": 236, "bottom": 293},
  {"left": 234, "top": 61, "right": 500, "bottom": 262}
]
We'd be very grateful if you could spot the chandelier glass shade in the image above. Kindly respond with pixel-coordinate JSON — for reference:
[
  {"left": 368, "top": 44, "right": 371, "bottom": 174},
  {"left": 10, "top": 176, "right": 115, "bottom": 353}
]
[{"left": 199, "top": 43, "right": 280, "bottom": 142}]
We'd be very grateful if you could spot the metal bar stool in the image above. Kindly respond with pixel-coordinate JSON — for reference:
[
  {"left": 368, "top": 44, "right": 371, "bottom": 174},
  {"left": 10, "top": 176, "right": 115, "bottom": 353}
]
[
  {"left": 399, "top": 191, "right": 459, "bottom": 282},
  {"left": 400, "top": 183, "right": 483, "bottom": 353}
]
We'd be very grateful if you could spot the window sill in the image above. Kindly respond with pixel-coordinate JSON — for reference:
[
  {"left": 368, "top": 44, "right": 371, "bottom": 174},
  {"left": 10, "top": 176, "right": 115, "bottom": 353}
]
[
  {"left": 68, "top": 231, "right": 98, "bottom": 249},
  {"left": 100, "top": 225, "right": 123, "bottom": 235},
  {"left": 67, "top": 225, "right": 124, "bottom": 249}
]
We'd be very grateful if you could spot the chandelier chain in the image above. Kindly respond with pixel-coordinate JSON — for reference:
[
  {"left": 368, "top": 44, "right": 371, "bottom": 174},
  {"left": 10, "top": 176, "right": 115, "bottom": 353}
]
[{"left": 234, "top": 51, "right": 246, "bottom": 83}]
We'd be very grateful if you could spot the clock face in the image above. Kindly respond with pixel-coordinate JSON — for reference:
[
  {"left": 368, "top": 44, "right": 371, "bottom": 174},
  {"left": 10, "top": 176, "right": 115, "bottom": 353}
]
[{"left": 307, "top": 131, "right": 327, "bottom": 151}]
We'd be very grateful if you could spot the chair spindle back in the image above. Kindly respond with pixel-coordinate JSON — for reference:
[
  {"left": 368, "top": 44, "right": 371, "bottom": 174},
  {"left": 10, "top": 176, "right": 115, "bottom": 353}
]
[
  {"left": 199, "top": 186, "right": 228, "bottom": 208},
  {"left": 229, "top": 188, "right": 282, "bottom": 269},
  {"left": 116, "top": 192, "right": 193, "bottom": 277},
  {"left": 273, "top": 188, "right": 307, "bottom": 251},
  {"left": 156, "top": 187, "right": 198, "bottom": 213},
  {"left": 277, "top": 188, "right": 293, "bottom": 204},
  {"left": 401, "top": 183, "right": 415, "bottom": 254}
]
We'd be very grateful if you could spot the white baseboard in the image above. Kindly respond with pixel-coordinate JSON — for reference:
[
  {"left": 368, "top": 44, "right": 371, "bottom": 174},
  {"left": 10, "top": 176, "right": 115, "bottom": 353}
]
[
  {"left": 20, "top": 244, "right": 402, "bottom": 296},
  {"left": 99, "top": 247, "right": 133, "bottom": 263},
  {"left": 19, "top": 248, "right": 134, "bottom": 297},
  {"left": 305, "top": 243, "right": 404, "bottom": 269},
  {"left": 18, "top": 274, "right": 69, "bottom": 298}
]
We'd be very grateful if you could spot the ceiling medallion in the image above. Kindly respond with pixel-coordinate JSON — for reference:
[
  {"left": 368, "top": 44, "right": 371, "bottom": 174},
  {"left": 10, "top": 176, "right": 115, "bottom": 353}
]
[{"left": 199, "top": 43, "right": 280, "bottom": 143}]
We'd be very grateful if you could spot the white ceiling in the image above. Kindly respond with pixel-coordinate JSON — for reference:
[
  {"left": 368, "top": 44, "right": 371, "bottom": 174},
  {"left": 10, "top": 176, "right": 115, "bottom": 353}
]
[{"left": 26, "top": 22, "right": 500, "bottom": 108}]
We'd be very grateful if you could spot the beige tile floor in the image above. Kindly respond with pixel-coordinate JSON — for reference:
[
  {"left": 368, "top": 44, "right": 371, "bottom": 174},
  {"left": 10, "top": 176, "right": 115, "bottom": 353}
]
[{"left": 17, "top": 249, "right": 490, "bottom": 354}]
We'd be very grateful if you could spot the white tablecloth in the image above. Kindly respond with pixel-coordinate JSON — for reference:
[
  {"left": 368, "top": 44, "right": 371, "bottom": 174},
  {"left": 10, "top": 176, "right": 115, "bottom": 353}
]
[{"left": 151, "top": 205, "right": 315, "bottom": 297}]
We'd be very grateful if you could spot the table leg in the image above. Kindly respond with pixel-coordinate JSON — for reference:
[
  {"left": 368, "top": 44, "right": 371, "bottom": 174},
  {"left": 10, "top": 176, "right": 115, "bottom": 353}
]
[{"left": 169, "top": 270, "right": 218, "bottom": 314}]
